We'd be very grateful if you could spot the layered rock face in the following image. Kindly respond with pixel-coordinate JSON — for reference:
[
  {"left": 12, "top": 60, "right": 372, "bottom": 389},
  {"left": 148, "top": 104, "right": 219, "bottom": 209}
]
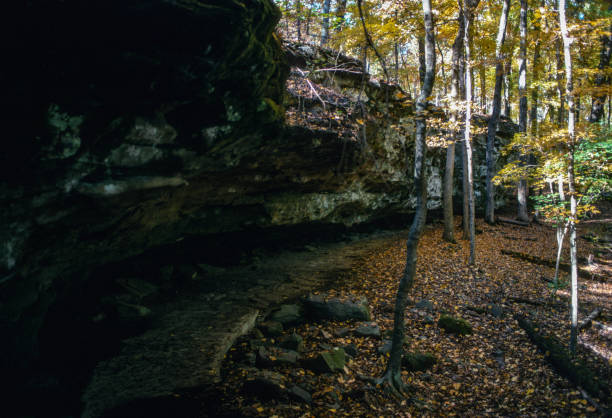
[
  {"left": 0, "top": 0, "right": 515, "bottom": 385},
  {"left": 1, "top": 0, "right": 287, "bottom": 371}
]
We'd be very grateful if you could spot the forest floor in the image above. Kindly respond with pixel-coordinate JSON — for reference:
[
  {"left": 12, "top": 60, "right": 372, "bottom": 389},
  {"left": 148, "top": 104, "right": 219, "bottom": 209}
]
[{"left": 192, "top": 207, "right": 612, "bottom": 417}]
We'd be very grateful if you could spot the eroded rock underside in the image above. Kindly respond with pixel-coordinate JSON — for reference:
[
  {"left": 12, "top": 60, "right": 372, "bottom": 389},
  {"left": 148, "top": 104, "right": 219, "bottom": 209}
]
[{"left": 0, "top": 0, "right": 516, "bottom": 416}]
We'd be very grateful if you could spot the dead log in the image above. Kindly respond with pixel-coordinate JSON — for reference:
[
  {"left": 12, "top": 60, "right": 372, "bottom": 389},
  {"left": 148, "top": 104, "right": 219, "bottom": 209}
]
[
  {"left": 501, "top": 250, "right": 607, "bottom": 282},
  {"left": 497, "top": 217, "right": 530, "bottom": 226},
  {"left": 507, "top": 296, "right": 549, "bottom": 306},
  {"left": 514, "top": 314, "right": 609, "bottom": 402},
  {"left": 578, "top": 308, "right": 602, "bottom": 331},
  {"left": 592, "top": 321, "right": 612, "bottom": 340}
]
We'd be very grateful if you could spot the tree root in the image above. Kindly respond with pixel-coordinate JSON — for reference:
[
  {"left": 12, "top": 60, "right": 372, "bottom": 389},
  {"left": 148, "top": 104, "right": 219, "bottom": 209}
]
[{"left": 375, "top": 369, "right": 407, "bottom": 398}]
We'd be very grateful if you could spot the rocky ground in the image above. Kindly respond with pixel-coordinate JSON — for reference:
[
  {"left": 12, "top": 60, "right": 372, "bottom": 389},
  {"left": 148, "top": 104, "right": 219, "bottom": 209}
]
[{"left": 179, "top": 209, "right": 612, "bottom": 417}]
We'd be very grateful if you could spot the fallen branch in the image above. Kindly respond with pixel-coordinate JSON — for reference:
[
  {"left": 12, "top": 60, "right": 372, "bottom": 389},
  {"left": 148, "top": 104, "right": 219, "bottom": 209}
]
[
  {"left": 578, "top": 308, "right": 602, "bottom": 331},
  {"left": 295, "top": 68, "right": 326, "bottom": 110},
  {"left": 514, "top": 314, "right": 609, "bottom": 402},
  {"left": 507, "top": 296, "right": 549, "bottom": 306},
  {"left": 497, "top": 217, "right": 530, "bottom": 226}
]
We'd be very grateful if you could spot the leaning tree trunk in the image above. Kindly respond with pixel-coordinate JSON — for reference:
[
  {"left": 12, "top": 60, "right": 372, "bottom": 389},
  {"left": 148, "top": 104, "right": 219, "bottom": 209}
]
[
  {"left": 443, "top": 5, "right": 466, "bottom": 243},
  {"left": 559, "top": 0, "right": 579, "bottom": 355},
  {"left": 383, "top": 0, "right": 436, "bottom": 393},
  {"left": 589, "top": 14, "right": 612, "bottom": 123},
  {"left": 464, "top": 0, "right": 479, "bottom": 265},
  {"left": 485, "top": 0, "right": 511, "bottom": 224},
  {"left": 517, "top": 0, "right": 529, "bottom": 222}
]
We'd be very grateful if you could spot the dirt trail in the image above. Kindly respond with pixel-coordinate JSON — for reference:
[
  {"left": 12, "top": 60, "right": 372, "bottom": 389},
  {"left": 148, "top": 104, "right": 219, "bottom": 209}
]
[{"left": 82, "top": 231, "right": 403, "bottom": 418}]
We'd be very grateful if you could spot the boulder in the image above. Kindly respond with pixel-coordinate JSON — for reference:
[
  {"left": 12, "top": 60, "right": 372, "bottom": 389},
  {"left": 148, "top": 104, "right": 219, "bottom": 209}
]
[
  {"left": 259, "top": 321, "right": 283, "bottom": 337},
  {"left": 377, "top": 340, "right": 392, "bottom": 355},
  {"left": 256, "top": 346, "right": 300, "bottom": 368},
  {"left": 242, "top": 370, "right": 287, "bottom": 400},
  {"left": 303, "top": 348, "right": 346, "bottom": 373},
  {"left": 343, "top": 343, "right": 358, "bottom": 358},
  {"left": 279, "top": 333, "right": 304, "bottom": 352},
  {"left": 288, "top": 385, "right": 312, "bottom": 404},
  {"left": 268, "top": 304, "right": 303, "bottom": 326},
  {"left": 354, "top": 322, "right": 381, "bottom": 338},
  {"left": 334, "top": 327, "right": 350, "bottom": 338},
  {"left": 402, "top": 352, "right": 437, "bottom": 372},
  {"left": 304, "top": 294, "right": 371, "bottom": 322},
  {"left": 438, "top": 314, "right": 472, "bottom": 335},
  {"left": 489, "top": 304, "right": 503, "bottom": 319},
  {"left": 242, "top": 370, "right": 311, "bottom": 404},
  {"left": 415, "top": 299, "right": 434, "bottom": 311}
]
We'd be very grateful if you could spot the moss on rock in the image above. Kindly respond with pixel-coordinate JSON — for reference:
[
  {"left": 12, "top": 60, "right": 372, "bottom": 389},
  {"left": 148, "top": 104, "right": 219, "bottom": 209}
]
[
  {"left": 438, "top": 314, "right": 472, "bottom": 335},
  {"left": 402, "top": 352, "right": 437, "bottom": 372}
]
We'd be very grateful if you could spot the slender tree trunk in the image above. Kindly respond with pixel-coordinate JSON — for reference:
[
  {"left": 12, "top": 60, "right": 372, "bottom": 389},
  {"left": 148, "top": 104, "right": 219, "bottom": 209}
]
[
  {"left": 503, "top": 56, "right": 512, "bottom": 117},
  {"left": 464, "top": 0, "right": 479, "bottom": 264},
  {"left": 320, "top": 0, "right": 331, "bottom": 46},
  {"left": 553, "top": 176, "right": 567, "bottom": 288},
  {"left": 296, "top": 0, "right": 302, "bottom": 42},
  {"left": 530, "top": 0, "right": 543, "bottom": 134},
  {"left": 558, "top": 0, "right": 579, "bottom": 355},
  {"left": 394, "top": 43, "right": 400, "bottom": 83},
  {"left": 480, "top": 66, "right": 486, "bottom": 110},
  {"left": 556, "top": 38, "right": 565, "bottom": 124},
  {"left": 305, "top": 0, "right": 315, "bottom": 37},
  {"left": 444, "top": 5, "right": 466, "bottom": 243},
  {"left": 418, "top": 36, "right": 426, "bottom": 87},
  {"left": 334, "top": 0, "right": 348, "bottom": 33},
  {"left": 384, "top": 0, "right": 436, "bottom": 391},
  {"left": 485, "top": 0, "right": 511, "bottom": 225},
  {"left": 462, "top": 137, "right": 470, "bottom": 240},
  {"left": 517, "top": 0, "right": 529, "bottom": 222}
]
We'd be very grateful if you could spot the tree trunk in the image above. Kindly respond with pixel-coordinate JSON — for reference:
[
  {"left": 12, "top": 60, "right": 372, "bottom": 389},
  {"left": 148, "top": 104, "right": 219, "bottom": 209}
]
[
  {"left": 443, "top": 6, "right": 466, "bottom": 243},
  {"left": 517, "top": 0, "right": 529, "bottom": 222},
  {"left": 334, "top": 0, "right": 348, "bottom": 33},
  {"left": 530, "top": 0, "right": 544, "bottom": 134},
  {"left": 558, "top": 0, "right": 579, "bottom": 355},
  {"left": 320, "top": 0, "right": 331, "bottom": 46},
  {"left": 503, "top": 58, "right": 512, "bottom": 117},
  {"left": 418, "top": 36, "right": 426, "bottom": 87},
  {"left": 296, "top": 0, "right": 302, "bottom": 42},
  {"left": 480, "top": 66, "right": 486, "bottom": 110},
  {"left": 305, "top": 0, "right": 315, "bottom": 37},
  {"left": 556, "top": 38, "right": 565, "bottom": 124},
  {"left": 464, "top": 0, "right": 479, "bottom": 264},
  {"left": 485, "top": 0, "right": 511, "bottom": 225},
  {"left": 384, "top": 0, "right": 436, "bottom": 392}
]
